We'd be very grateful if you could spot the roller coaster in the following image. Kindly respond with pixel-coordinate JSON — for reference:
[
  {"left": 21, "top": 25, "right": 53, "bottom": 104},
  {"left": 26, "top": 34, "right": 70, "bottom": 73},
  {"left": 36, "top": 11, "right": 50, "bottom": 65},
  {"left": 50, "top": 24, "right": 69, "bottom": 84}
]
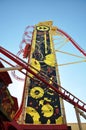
[{"left": 0, "top": 21, "right": 86, "bottom": 130}]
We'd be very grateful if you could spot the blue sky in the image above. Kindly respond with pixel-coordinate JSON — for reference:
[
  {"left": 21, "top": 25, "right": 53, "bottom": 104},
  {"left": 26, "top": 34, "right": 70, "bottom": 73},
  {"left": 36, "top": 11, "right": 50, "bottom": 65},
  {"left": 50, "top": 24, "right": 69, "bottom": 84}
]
[{"left": 0, "top": 0, "right": 86, "bottom": 123}]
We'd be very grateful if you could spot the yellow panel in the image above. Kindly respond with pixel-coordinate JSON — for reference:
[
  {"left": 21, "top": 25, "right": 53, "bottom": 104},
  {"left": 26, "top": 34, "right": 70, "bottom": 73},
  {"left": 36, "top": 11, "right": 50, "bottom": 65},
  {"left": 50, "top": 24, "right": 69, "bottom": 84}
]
[{"left": 25, "top": 21, "right": 63, "bottom": 124}]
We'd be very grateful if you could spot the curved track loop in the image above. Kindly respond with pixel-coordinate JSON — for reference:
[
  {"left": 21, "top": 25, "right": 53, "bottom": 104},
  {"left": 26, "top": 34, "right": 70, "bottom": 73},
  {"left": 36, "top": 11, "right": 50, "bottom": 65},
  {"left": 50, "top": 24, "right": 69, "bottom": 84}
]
[
  {"left": 11, "top": 25, "right": 34, "bottom": 81},
  {"left": 19, "top": 25, "right": 34, "bottom": 50},
  {"left": 57, "top": 28, "right": 86, "bottom": 57}
]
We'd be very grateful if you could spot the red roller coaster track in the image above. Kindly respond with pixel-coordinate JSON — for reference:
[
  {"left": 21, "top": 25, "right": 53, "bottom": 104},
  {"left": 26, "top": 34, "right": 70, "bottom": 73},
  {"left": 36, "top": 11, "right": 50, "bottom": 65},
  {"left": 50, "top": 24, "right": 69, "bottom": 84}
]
[
  {"left": 0, "top": 46, "right": 86, "bottom": 122},
  {"left": 57, "top": 28, "right": 86, "bottom": 56},
  {"left": 0, "top": 25, "right": 86, "bottom": 130}
]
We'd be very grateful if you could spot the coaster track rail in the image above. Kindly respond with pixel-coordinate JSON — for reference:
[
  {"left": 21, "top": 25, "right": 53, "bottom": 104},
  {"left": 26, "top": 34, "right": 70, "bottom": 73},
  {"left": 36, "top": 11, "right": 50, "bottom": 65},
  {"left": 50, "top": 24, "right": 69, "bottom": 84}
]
[{"left": 0, "top": 46, "right": 86, "bottom": 121}]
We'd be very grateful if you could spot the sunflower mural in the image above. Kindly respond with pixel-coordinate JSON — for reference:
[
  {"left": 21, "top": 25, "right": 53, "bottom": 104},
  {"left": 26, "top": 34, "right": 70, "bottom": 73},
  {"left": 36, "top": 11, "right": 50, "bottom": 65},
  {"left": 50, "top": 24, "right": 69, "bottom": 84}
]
[{"left": 25, "top": 21, "right": 63, "bottom": 124}]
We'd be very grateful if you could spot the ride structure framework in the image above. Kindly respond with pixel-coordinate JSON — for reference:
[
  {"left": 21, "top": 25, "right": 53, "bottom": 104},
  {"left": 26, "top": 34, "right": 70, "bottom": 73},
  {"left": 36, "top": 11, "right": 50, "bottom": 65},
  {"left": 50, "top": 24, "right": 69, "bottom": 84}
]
[{"left": 0, "top": 21, "right": 86, "bottom": 130}]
